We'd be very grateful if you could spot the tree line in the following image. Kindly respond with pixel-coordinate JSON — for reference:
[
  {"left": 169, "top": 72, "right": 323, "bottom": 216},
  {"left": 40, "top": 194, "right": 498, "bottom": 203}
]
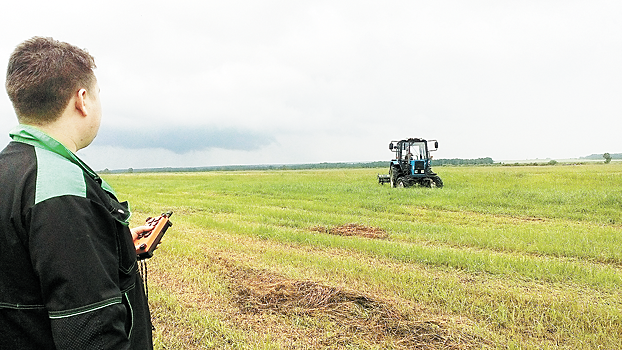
[
  {"left": 99, "top": 158, "right": 496, "bottom": 174},
  {"left": 581, "top": 153, "right": 622, "bottom": 160},
  {"left": 431, "top": 157, "right": 494, "bottom": 166}
]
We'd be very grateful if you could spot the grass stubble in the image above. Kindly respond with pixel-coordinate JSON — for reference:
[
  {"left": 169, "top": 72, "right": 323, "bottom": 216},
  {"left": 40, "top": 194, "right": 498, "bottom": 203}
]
[{"left": 146, "top": 241, "right": 485, "bottom": 349}]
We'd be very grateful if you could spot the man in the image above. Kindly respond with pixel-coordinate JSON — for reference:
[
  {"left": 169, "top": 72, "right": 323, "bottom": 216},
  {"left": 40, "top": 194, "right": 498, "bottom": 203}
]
[{"left": 0, "top": 37, "right": 153, "bottom": 349}]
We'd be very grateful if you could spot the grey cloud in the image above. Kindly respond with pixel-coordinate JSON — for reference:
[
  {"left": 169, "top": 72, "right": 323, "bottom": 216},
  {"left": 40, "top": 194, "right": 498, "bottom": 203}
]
[{"left": 92, "top": 125, "right": 276, "bottom": 153}]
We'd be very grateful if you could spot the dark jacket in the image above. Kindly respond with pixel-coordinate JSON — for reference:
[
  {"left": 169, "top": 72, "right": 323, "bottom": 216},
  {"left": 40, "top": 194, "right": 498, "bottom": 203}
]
[{"left": 0, "top": 125, "right": 153, "bottom": 349}]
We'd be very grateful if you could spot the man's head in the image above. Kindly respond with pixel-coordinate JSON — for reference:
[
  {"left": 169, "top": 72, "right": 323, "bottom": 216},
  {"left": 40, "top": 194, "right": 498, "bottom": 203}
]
[{"left": 5, "top": 37, "right": 97, "bottom": 125}]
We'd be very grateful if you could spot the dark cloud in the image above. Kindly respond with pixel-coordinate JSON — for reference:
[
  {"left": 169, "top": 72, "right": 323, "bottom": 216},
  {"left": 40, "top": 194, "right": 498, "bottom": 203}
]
[{"left": 92, "top": 125, "right": 276, "bottom": 153}]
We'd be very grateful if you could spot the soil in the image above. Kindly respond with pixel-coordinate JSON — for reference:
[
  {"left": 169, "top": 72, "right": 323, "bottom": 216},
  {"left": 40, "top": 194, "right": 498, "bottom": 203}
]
[{"left": 310, "top": 223, "right": 388, "bottom": 239}]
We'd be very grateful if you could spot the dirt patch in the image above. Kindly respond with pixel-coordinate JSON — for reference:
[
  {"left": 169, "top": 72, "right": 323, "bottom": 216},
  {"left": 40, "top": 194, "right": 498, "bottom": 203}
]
[
  {"left": 310, "top": 223, "right": 388, "bottom": 239},
  {"left": 228, "top": 265, "right": 482, "bottom": 349}
]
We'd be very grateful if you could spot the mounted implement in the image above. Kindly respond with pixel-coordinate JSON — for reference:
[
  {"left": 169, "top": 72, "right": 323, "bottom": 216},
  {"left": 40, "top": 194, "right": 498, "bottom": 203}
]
[{"left": 378, "top": 138, "right": 443, "bottom": 188}]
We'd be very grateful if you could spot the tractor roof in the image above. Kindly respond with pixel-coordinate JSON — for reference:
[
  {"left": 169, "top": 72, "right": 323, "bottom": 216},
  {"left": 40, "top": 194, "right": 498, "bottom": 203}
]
[{"left": 391, "top": 138, "right": 427, "bottom": 143}]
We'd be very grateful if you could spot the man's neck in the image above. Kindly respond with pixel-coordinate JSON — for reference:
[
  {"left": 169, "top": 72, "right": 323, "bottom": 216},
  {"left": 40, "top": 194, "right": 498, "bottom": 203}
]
[{"left": 29, "top": 121, "right": 79, "bottom": 153}]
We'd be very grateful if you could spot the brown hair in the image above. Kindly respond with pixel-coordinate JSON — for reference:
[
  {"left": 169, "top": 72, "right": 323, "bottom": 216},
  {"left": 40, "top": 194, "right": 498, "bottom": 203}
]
[{"left": 5, "top": 37, "right": 96, "bottom": 124}]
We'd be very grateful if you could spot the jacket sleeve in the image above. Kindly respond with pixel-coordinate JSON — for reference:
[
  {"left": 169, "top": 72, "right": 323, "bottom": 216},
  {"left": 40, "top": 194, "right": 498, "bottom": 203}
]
[{"left": 28, "top": 195, "right": 133, "bottom": 350}]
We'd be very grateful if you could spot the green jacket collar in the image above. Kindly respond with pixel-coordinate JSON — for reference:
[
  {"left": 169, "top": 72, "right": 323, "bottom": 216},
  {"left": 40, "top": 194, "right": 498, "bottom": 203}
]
[{"left": 9, "top": 124, "right": 116, "bottom": 196}]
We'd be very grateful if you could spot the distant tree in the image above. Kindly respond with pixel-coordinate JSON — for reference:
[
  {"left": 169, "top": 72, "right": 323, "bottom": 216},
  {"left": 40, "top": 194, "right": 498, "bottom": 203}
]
[{"left": 603, "top": 153, "right": 612, "bottom": 164}]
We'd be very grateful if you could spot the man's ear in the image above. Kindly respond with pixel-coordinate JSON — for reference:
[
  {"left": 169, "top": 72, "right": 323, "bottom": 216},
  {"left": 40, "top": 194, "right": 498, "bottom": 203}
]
[{"left": 75, "top": 88, "right": 88, "bottom": 116}]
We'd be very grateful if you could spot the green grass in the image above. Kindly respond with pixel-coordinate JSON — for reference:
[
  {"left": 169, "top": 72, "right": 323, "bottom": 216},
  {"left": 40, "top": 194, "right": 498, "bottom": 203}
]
[{"left": 105, "top": 163, "right": 622, "bottom": 349}]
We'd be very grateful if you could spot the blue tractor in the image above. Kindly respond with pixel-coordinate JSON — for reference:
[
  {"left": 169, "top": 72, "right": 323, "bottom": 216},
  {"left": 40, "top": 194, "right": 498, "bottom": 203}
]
[{"left": 378, "top": 138, "right": 443, "bottom": 188}]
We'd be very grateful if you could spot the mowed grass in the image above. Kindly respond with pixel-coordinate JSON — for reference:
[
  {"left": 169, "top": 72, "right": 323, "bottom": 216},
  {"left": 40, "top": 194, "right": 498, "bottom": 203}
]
[{"left": 104, "top": 163, "right": 622, "bottom": 349}]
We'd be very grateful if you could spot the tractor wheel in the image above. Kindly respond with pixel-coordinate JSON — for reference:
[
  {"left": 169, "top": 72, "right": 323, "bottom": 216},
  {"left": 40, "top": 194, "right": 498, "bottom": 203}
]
[
  {"left": 432, "top": 176, "right": 444, "bottom": 188},
  {"left": 396, "top": 177, "right": 406, "bottom": 188},
  {"left": 390, "top": 167, "right": 399, "bottom": 188}
]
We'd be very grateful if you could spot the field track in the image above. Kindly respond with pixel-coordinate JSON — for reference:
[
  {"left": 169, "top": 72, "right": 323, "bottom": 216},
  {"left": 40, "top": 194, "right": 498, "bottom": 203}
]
[{"left": 104, "top": 163, "right": 622, "bottom": 349}]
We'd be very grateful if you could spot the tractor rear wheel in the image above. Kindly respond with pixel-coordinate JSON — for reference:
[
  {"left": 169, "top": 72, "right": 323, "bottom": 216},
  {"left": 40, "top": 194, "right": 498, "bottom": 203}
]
[{"left": 390, "top": 167, "right": 399, "bottom": 188}]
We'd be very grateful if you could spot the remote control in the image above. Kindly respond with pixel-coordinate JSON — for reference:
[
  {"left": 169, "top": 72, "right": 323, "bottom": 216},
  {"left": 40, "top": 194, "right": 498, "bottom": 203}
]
[{"left": 135, "top": 211, "right": 173, "bottom": 260}]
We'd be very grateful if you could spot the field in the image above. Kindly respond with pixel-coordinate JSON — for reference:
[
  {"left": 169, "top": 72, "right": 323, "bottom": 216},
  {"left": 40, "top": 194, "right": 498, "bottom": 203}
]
[{"left": 104, "top": 163, "right": 622, "bottom": 349}]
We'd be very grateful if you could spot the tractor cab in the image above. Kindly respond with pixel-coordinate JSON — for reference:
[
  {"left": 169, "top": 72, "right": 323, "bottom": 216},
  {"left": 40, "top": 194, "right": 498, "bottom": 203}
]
[{"left": 390, "top": 138, "right": 438, "bottom": 174}]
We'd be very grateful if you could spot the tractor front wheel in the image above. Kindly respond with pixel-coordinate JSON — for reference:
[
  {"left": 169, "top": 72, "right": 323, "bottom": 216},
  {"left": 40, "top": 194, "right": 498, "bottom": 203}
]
[
  {"left": 397, "top": 177, "right": 407, "bottom": 188},
  {"left": 432, "top": 176, "right": 444, "bottom": 188}
]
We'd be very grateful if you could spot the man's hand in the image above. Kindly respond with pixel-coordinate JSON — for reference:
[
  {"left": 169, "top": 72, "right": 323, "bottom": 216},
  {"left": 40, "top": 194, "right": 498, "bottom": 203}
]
[{"left": 130, "top": 226, "right": 153, "bottom": 242}]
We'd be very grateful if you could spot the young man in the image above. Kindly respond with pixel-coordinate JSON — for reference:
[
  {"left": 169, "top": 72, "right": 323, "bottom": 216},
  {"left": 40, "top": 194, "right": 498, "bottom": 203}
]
[{"left": 0, "top": 37, "right": 153, "bottom": 349}]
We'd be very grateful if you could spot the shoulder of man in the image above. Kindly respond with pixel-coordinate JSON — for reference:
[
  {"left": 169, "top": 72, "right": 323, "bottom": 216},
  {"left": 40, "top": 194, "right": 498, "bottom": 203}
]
[{"left": 32, "top": 146, "right": 88, "bottom": 204}]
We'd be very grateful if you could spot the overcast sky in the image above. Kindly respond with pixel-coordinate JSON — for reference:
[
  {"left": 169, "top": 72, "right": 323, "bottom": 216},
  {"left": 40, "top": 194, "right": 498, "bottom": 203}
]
[{"left": 1, "top": 1, "right": 620, "bottom": 170}]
